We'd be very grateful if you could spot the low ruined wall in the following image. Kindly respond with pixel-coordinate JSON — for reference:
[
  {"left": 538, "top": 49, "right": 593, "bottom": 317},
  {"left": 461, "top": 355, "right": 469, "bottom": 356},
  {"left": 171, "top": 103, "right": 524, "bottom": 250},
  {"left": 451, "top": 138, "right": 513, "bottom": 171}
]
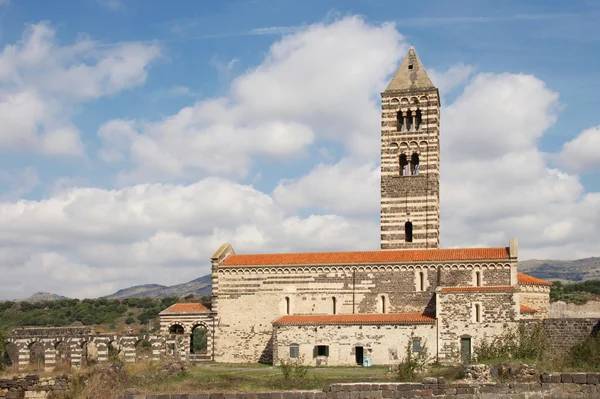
[
  {"left": 117, "top": 375, "right": 600, "bottom": 399},
  {"left": 550, "top": 300, "right": 600, "bottom": 318},
  {"left": 542, "top": 318, "right": 600, "bottom": 355},
  {"left": 0, "top": 375, "right": 69, "bottom": 399}
]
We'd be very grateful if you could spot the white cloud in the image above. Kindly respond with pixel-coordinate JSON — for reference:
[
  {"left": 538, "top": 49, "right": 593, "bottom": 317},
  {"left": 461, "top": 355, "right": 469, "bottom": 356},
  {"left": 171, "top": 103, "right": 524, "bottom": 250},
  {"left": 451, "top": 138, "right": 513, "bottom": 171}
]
[
  {"left": 0, "top": 178, "right": 376, "bottom": 299},
  {"left": 0, "top": 22, "right": 161, "bottom": 156},
  {"left": 273, "top": 158, "right": 380, "bottom": 216},
  {"left": 98, "top": 16, "right": 406, "bottom": 182},
  {"left": 429, "top": 63, "right": 476, "bottom": 97},
  {"left": 557, "top": 125, "right": 600, "bottom": 172}
]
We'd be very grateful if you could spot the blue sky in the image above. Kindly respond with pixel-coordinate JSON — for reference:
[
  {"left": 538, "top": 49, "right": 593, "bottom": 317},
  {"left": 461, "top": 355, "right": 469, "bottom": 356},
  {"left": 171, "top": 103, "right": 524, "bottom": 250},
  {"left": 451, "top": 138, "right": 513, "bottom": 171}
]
[{"left": 0, "top": 0, "right": 599, "bottom": 299}]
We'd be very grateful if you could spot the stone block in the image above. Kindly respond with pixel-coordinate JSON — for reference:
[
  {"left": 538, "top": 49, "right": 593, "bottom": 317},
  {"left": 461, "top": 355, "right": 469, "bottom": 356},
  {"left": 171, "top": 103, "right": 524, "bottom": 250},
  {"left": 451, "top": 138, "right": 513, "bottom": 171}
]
[
  {"left": 270, "top": 393, "right": 282, "bottom": 399},
  {"left": 315, "top": 393, "right": 326, "bottom": 399},
  {"left": 561, "top": 374, "right": 573, "bottom": 383},
  {"left": 417, "top": 389, "right": 432, "bottom": 396},
  {"left": 550, "top": 374, "right": 561, "bottom": 383},
  {"left": 587, "top": 374, "right": 599, "bottom": 385},
  {"left": 335, "top": 392, "right": 347, "bottom": 399},
  {"left": 382, "top": 390, "right": 394, "bottom": 398},
  {"left": 188, "top": 395, "right": 210, "bottom": 399},
  {"left": 224, "top": 394, "right": 237, "bottom": 399},
  {"left": 421, "top": 378, "right": 437, "bottom": 385},
  {"left": 541, "top": 373, "right": 551, "bottom": 383},
  {"left": 572, "top": 373, "right": 587, "bottom": 384}
]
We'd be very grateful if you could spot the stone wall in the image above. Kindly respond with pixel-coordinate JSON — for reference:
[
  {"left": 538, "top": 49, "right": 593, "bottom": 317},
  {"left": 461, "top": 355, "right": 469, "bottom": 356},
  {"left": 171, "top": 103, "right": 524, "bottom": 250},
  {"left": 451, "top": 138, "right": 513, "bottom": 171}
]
[
  {"left": 6, "top": 333, "right": 190, "bottom": 372},
  {"left": 215, "top": 260, "right": 521, "bottom": 364},
  {"left": 116, "top": 375, "right": 600, "bottom": 399},
  {"left": 436, "top": 290, "right": 518, "bottom": 363},
  {"left": 0, "top": 375, "right": 69, "bottom": 399},
  {"left": 550, "top": 300, "right": 600, "bottom": 318},
  {"left": 541, "top": 318, "right": 600, "bottom": 356},
  {"left": 273, "top": 323, "right": 437, "bottom": 366},
  {"left": 520, "top": 285, "right": 551, "bottom": 319}
]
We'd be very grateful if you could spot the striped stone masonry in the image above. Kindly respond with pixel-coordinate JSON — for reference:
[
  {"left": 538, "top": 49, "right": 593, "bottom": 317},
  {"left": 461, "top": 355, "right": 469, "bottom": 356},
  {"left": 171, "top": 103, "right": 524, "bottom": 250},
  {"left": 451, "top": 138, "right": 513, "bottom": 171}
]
[{"left": 380, "top": 87, "right": 441, "bottom": 250}]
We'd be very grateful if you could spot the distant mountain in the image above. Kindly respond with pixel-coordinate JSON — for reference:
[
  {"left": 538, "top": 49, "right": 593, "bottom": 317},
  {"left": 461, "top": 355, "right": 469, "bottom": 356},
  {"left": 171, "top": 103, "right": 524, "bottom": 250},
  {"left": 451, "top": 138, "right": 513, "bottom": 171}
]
[
  {"left": 102, "top": 284, "right": 168, "bottom": 299},
  {"left": 518, "top": 257, "right": 600, "bottom": 282},
  {"left": 21, "top": 292, "right": 69, "bottom": 302},
  {"left": 103, "top": 275, "right": 212, "bottom": 299}
]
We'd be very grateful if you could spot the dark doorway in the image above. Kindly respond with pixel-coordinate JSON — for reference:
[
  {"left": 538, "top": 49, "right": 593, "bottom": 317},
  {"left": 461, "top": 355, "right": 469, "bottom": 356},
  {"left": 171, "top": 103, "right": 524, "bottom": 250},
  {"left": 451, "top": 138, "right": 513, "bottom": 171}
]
[
  {"left": 355, "top": 346, "right": 364, "bottom": 365},
  {"left": 461, "top": 337, "right": 472, "bottom": 363}
]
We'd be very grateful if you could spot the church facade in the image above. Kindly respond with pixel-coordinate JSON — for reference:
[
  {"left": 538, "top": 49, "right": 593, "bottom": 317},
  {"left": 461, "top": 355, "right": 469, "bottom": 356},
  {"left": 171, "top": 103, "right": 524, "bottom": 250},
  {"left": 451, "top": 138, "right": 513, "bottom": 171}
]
[{"left": 164, "top": 47, "right": 552, "bottom": 366}]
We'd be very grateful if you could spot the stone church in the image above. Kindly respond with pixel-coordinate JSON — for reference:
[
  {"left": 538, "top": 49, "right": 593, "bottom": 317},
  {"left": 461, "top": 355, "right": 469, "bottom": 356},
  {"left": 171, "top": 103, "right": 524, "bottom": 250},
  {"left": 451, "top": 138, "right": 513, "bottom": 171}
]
[{"left": 162, "top": 47, "right": 552, "bottom": 366}]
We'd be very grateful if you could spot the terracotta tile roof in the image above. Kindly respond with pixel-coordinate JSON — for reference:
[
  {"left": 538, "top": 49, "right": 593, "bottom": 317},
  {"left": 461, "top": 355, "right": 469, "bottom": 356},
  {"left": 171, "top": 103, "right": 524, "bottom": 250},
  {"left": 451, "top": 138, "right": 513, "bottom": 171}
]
[
  {"left": 273, "top": 313, "right": 435, "bottom": 325},
  {"left": 518, "top": 273, "right": 553, "bottom": 286},
  {"left": 520, "top": 304, "right": 537, "bottom": 314},
  {"left": 160, "top": 303, "right": 211, "bottom": 314},
  {"left": 440, "top": 286, "right": 515, "bottom": 292},
  {"left": 222, "top": 247, "right": 511, "bottom": 267}
]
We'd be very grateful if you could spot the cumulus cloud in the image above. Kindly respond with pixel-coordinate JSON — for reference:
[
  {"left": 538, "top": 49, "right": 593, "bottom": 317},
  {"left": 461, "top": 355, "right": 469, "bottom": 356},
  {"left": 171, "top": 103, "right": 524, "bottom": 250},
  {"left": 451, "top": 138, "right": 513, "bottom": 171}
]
[
  {"left": 557, "top": 125, "right": 600, "bottom": 172},
  {"left": 0, "top": 22, "right": 161, "bottom": 156},
  {"left": 98, "top": 16, "right": 406, "bottom": 182},
  {"left": 0, "top": 178, "right": 376, "bottom": 299}
]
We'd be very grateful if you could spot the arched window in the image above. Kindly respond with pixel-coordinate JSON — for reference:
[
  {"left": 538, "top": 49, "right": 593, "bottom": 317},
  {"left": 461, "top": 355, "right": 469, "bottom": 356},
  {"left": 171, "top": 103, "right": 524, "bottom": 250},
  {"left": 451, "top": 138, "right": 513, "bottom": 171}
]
[
  {"left": 405, "top": 221, "right": 413, "bottom": 242},
  {"left": 415, "top": 109, "right": 423, "bottom": 130},
  {"left": 419, "top": 272, "right": 425, "bottom": 291},
  {"left": 332, "top": 297, "right": 337, "bottom": 314},
  {"left": 397, "top": 111, "right": 405, "bottom": 131},
  {"left": 400, "top": 154, "right": 409, "bottom": 176},
  {"left": 475, "top": 271, "right": 481, "bottom": 287},
  {"left": 380, "top": 296, "right": 386, "bottom": 313},
  {"left": 285, "top": 297, "right": 290, "bottom": 315},
  {"left": 406, "top": 110, "right": 413, "bottom": 131},
  {"left": 411, "top": 153, "right": 420, "bottom": 176}
]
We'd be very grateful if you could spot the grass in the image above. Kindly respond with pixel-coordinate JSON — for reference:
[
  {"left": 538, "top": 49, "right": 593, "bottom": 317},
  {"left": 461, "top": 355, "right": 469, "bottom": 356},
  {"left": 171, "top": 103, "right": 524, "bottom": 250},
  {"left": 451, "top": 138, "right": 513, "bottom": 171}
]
[{"left": 51, "top": 361, "right": 399, "bottom": 398}]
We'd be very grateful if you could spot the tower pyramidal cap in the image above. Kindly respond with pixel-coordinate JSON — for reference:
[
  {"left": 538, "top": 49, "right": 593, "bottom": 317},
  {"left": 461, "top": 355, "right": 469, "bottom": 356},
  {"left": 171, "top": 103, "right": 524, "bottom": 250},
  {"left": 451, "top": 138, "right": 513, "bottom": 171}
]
[
  {"left": 385, "top": 46, "right": 436, "bottom": 93},
  {"left": 380, "top": 46, "right": 440, "bottom": 250}
]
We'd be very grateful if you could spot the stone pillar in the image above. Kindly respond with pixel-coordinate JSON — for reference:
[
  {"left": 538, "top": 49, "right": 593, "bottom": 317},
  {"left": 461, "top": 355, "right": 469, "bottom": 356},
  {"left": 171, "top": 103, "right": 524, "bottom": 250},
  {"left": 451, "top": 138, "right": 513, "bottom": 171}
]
[
  {"left": 402, "top": 111, "right": 407, "bottom": 131},
  {"left": 123, "top": 339, "right": 136, "bottom": 363},
  {"left": 97, "top": 343, "right": 108, "bottom": 363},
  {"left": 17, "top": 345, "right": 29, "bottom": 371},
  {"left": 151, "top": 339, "right": 163, "bottom": 361},
  {"left": 71, "top": 344, "right": 82, "bottom": 369},
  {"left": 44, "top": 346, "right": 56, "bottom": 372}
]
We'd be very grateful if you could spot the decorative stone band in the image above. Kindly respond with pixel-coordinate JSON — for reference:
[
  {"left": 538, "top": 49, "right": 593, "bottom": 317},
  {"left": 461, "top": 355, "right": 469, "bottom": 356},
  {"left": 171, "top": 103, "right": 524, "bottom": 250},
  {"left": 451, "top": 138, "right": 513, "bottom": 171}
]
[
  {"left": 273, "top": 313, "right": 435, "bottom": 326},
  {"left": 439, "top": 286, "right": 515, "bottom": 292}
]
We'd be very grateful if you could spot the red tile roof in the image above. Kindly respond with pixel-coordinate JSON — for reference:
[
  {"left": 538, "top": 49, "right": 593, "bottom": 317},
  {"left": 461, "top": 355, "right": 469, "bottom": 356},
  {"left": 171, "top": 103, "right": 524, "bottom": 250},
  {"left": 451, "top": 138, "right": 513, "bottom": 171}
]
[
  {"left": 273, "top": 313, "right": 435, "bottom": 325},
  {"left": 222, "top": 247, "right": 511, "bottom": 266},
  {"left": 160, "top": 303, "right": 211, "bottom": 314},
  {"left": 520, "top": 304, "right": 537, "bottom": 314},
  {"left": 440, "top": 286, "right": 515, "bottom": 292},
  {"left": 518, "top": 273, "right": 552, "bottom": 286}
]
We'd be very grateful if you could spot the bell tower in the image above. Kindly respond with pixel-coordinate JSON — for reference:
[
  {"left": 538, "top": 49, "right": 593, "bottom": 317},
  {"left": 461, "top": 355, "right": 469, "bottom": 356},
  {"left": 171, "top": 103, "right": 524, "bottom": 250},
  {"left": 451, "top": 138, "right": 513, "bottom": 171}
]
[{"left": 380, "top": 47, "right": 440, "bottom": 250}]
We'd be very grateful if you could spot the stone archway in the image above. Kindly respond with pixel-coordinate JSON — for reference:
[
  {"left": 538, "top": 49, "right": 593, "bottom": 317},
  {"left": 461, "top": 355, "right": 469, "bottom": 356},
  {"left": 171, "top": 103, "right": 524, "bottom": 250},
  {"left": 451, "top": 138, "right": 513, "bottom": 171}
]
[
  {"left": 28, "top": 341, "right": 45, "bottom": 371},
  {"left": 135, "top": 338, "right": 153, "bottom": 361},
  {"left": 54, "top": 341, "right": 71, "bottom": 371},
  {"left": 169, "top": 324, "right": 185, "bottom": 334},
  {"left": 107, "top": 340, "right": 123, "bottom": 362},
  {"left": 2, "top": 342, "right": 17, "bottom": 371}
]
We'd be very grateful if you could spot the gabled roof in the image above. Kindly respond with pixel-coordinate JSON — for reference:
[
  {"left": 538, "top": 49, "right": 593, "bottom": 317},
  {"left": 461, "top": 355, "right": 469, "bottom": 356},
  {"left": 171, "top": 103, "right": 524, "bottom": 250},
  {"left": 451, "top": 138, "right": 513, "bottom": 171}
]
[
  {"left": 273, "top": 313, "right": 435, "bottom": 326},
  {"left": 159, "top": 303, "right": 211, "bottom": 315},
  {"left": 518, "top": 272, "right": 553, "bottom": 286},
  {"left": 221, "top": 247, "right": 511, "bottom": 267},
  {"left": 385, "top": 46, "right": 435, "bottom": 93},
  {"left": 520, "top": 304, "right": 537, "bottom": 314},
  {"left": 440, "top": 286, "right": 515, "bottom": 293}
]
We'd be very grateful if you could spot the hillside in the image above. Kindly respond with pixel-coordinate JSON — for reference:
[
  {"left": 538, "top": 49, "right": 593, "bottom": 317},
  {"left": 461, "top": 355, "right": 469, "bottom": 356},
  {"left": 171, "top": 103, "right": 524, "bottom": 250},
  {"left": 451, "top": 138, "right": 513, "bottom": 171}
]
[
  {"left": 104, "top": 275, "right": 212, "bottom": 299},
  {"left": 518, "top": 257, "right": 600, "bottom": 282},
  {"left": 20, "top": 292, "right": 68, "bottom": 302},
  {"left": 103, "top": 284, "right": 168, "bottom": 299}
]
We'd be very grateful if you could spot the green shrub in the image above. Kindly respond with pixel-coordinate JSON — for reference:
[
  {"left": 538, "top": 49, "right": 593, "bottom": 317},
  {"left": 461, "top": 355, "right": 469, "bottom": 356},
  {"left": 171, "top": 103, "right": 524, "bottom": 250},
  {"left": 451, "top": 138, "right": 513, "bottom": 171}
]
[
  {"left": 474, "top": 322, "right": 546, "bottom": 363},
  {"left": 279, "top": 355, "right": 308, "bottom": 380},
  {"left": 397, "top": 333, "right": 431, "bottom": 382},
  {"left": 568, "top": 333, "right": 600, "bottom": 370}
]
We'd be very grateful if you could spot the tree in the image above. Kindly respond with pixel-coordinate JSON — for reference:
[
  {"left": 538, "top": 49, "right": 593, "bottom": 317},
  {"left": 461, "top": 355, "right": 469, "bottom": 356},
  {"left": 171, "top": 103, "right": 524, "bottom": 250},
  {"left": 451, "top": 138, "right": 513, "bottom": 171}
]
[{"left": 0, "top": 329, "right": 7, "bottom": 371}]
